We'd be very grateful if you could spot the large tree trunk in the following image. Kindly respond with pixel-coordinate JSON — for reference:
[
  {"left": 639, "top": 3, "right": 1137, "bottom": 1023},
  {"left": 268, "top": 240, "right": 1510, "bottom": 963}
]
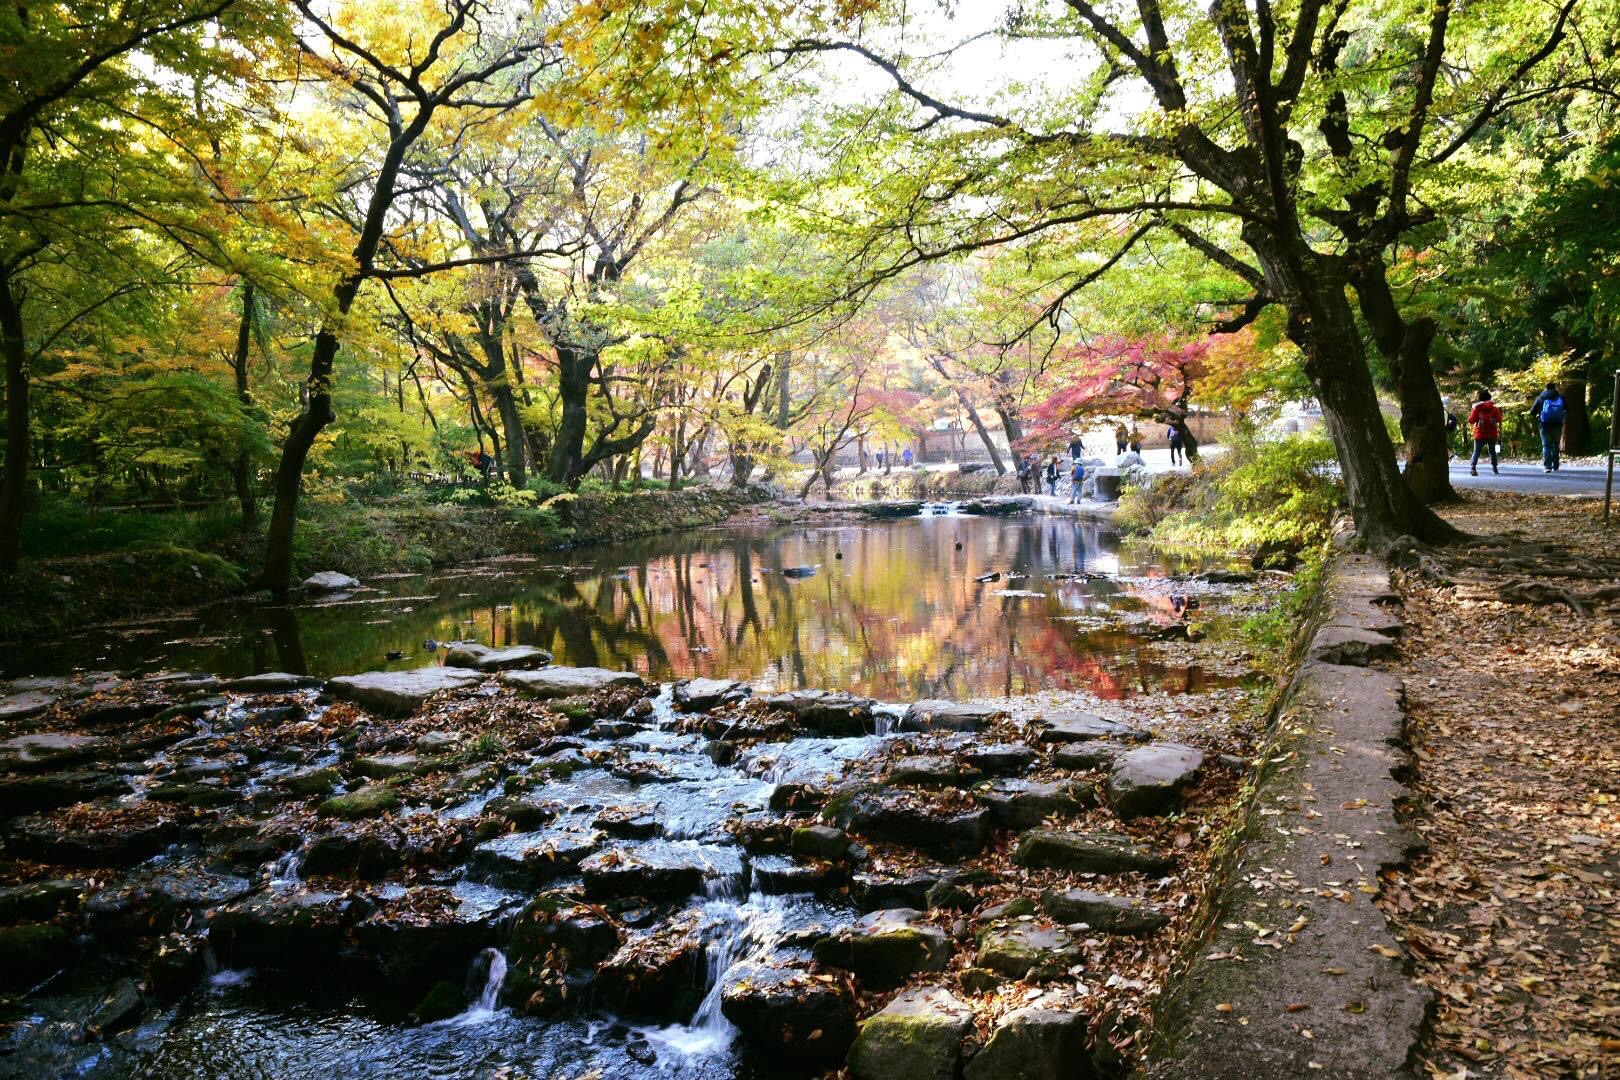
[
  {"left": 259, "top": 329, "right": 339, "bottom": 595},
  {"left": 1170, "top": 416, "right": 1200, "bottom": 461},
  {"left": 1353, "top": 263, "right": 1455, "bottom": 503},
  {"left": 548, "top": 345, "right": 593, "bottom": 487},
  {"left": 491, "top": 381, "right": 527, "bottom": 488},
  {"left": 1562, "top": 350, "right": 1590, "bottom": 455},
  {"left": 231, "top": 283, "right": 258, "bottom": 530},
  {"left": 0, "top": 275, "right": 27, "bottom": 572}
]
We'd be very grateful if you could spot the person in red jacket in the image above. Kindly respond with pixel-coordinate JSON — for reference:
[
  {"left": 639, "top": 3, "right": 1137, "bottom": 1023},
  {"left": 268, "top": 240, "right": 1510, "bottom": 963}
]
[{"left": 1467, "top": 388, "right": 1502, "bottom": 476}]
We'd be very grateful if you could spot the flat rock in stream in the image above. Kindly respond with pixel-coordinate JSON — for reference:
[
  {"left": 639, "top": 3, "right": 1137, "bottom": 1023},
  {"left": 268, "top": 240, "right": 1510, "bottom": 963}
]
[
  {"left": 580, "top": 841, "right": 743, "bottom": 900},
  {"left": 672, "top": 677, "right": 747, "bottom": 712},
  {"left": 847, "top": 985, "right": 974, "bottom": 1080},
  {"left": 326, "top": 666, "right": 484, "bottom": 716},
  {"left": 1039, "top": 887, "right": 1169, "bottom": 934},
  {"left": 442, "top": 643, "right": 553, "bottom": 672},
  {"left": 720, "top": 958, "right": 857, "bottom": 1065},
  {"left": 594, "top": 914, "right": 708, "bottom": 1021},
  {"left": 500, "top": 666, "right": 645, "bottom": 699},
  {"left": 895, "top": 700, "right": 1006, "bottom": 733},
  {"left": 222, "top": 672, "right": 323, "bottom": 693},
  {"left": 1031, "top": 711, "right": 1141, "bottom": 743},
  {"left": 1012, "top": 829, "right": 1173, "bottom": 875},
  {"left": 209, "top": 889, "right": 362, "bottom": 968},
  {"left": 760, "top": 689, "right": 875, "bottom": 736},
  {"left": 468, "top": 827, "right": 602, "bottom": 890},
  {"left": 1107, "top": 743, "right": 1205, "bottom": 818},
  {"left": 0, "top": 770, "right": 133, "bottom": 815},
  {"left": 812, "top": 908, "right": 953, "bottom": 990},
  {"left": 301, "top": 571, "right": 360, "bottom": 592}
]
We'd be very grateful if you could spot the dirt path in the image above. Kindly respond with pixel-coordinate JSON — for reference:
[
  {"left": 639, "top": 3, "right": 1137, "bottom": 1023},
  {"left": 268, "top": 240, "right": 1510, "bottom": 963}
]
[{"left": 1384, "top": 494, "right": 1620, "bottom": 1078}]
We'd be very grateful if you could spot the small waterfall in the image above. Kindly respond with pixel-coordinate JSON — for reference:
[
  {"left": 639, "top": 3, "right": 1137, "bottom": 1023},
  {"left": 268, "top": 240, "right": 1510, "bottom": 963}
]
[
  {"left": 268, "top": 847, "right": 302, "bottom": 889},
  {"left": 871, "top": 703, "right": 906, "bottom": 737},
  {"left": 919, "top": 500, "right": 964, "bottom": 516},
  {"left": 468, "top": 948, "right": 507, "bottom": 1015}
]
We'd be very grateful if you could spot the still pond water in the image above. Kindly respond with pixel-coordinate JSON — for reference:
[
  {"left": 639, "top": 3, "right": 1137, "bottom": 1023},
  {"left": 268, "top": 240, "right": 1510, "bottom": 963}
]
[{"left": 8, "top": 515, "right": 1233, "bottom": 701}]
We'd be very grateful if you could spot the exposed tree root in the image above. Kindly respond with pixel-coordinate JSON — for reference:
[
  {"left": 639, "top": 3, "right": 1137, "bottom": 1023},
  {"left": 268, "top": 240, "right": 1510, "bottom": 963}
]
[{"left": 1385, "top": 530, "right": 1620, "bottom": 616}]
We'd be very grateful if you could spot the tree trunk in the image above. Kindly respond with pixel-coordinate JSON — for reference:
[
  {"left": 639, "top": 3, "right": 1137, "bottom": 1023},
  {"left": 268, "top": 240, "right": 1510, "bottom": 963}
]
[
  {"left": 547, "top": 345, "right": 593, "bottom": 487},
  {"left": 1170, "top": 416, "right": 1200, "bottom": 461},
  {"left": 1563, "top": 353, "right": 1590, "bottom": 455},
  {"left": 259, "top": 329, "right": 339, "bottom": 595},
  {"left": 0, "top": 275, "right": 28, "bottom": 572},
  {"left": 962, "top": 399, "right": 1005, "bottom": 473},
  {"left": 491, "top": 381, "right": 527, "bottom": 489},
  {"left": 994, "top": 403, "right": 1023, "bottom": 446},
  {"left": 1352, "top": 266, "right": 1454, "bottom": 503},
  {"left": 668, "top": 414, "right": 685, "bottom": 492},
  {"left": 230, "top": 283, "right": 258, "bottom": 530}
]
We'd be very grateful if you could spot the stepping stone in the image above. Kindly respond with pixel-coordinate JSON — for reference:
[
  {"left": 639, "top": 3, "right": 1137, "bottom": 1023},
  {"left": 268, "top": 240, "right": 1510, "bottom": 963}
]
[
  {"left": 848, "top": 985, "right": 974, "bottom": 1080},
  {"left": 1053, "top": 742, "right": 1126, "bottom": 771},
  {"left": 468, "top": 827, "right": 601, "bottom": 890},
  {"left": 850, "top": 868, "right": 951, "bottom": 911},
  {"left": 895, "top": 700, "right": 1005, "bottom": 733},
  {"left": 0, "top": 691, "right": 58, "bottom": 722},
  {"left": 964, "top": 994, "right": 1093, "bottom": 1080},
  {"left": 209, "top": 889, "right": 361, "bottom": 968},
  {"left": 1031, "top": 711, "right": 1140, "bottom": 743},
  {"left": 1039, "top": 888, "right": 1169, "bottom": 934},
  {"left": 790, "top": 823, "right": 850, "bottom": 860},
  {"left": 975, "top": 921, "right": 1084, "bottom": 978},
  {"left": 0, "top": 733, "right": 102, "bottom": 771},
  {"left": 750, "top": 854, "right": 835, "bottom": 894},
  {"left": 672, "top": 677, "right": 747, "bottom": 712},
  {"left": 580, "top": 841, "right": 743, "bottom": 900},
  {"left": 813, "top": 908, "right": 953, "bottom": 991},
  {"left": 962, "top": 742, "right": 1037, "bottom": 776},
  {"left": 835, "top": 792, "right": 991, "bottom": 858},
  {"left": 720, "top": 958, "right": 857, "bottom": 1066},
  {"left": 976, "top": 778, "right": 1096, "bottom": 828},
  {"left": 222, "top": 672, "right": 323, "bottom": 693},
  {"left": 1012, "top": 829, "right": 1173, "bottom": 875},
  {"left": 352, "top": 754, "right": 420, "bottom": 780},
  {"left": 500, "top": 667, "right": 645, "bottom": 699},
  {"left": 886, "top": 754, "right": 981, "bottom": 788},
  {"left": 327, "top": 666, "right": 483, "bottom": 716},
  {"left": 443, "top": 643, "right": 553, "bottom": 671},
  {"left": 1107, "top": 743, "right": 1205, "bottom": 818}
]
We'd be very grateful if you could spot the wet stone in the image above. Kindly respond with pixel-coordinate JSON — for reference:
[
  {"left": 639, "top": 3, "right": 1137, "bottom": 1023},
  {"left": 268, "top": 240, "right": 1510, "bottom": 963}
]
[
  {"left": 1107, "top": 742, "right": 1205, "bottom": 818},
  {"left": 500, "top": 666, "right": 645, "bottom": 699},
  {"left": 222, "top": 672, "right": 323, "bottom": 693},
  {"left": 0, "top": 923, "right": 72, "bottom": 988},
  {"left": 580, "top": 841, "right": 743, "bottom": 901},
  {"left": 975, "top": 921, "right": 1084, "bottom": 979},
  {"left": 1012, "top": 829, "right": 1174, "bottom": 876},
  {"left": 352, "top": 753, "right": 421, "bottom": 780},
  {"left": 593, "top": 914, "right": 707, "bottom": 1021},
  {"left": 302, "top": 570, "right": 360, "bottom": 592},
  {"left": 896, "top": 700, "right": 1005, "bottom": 733},
  {"left": 592, "top": 806, "right": 662, "bottom": 839},
  {"left": 751, "top": 854, "right": 834, "bottom": 894},
  {"left": 85, "top": 977, "right": 145, "bottom": 1038},
  {"left": 977, "top": 778, "right": 1097, "bottom": 828},
  {"left": 790, "top": 824, "right": 849, "bottom": 861},
  {"left": 720, "top": 958, "right": 857, "bottom": 1065},
  {"left": 847, "top": 984, "right": 975, "bottom": 1080},
  {"left": 316, "top": 785, "right": 401, "bottom": 820},
  {"left": 0, "top": 690, "right": 57, "bottom": 722},
  {"left": 0, "top": 732, "right": 102, "bottom": 771},
  {"left": 280, "top": 767, "right": 340, "bottom": 798},
  {"left": 0, "top": 879, "right": 83, "bottom": 923},
  {"left": 812, "top": 908, "right": 953, "bottom": 990},
  {"left": 851, "top": 868, "right": 950, "bottom": 911},
  {"left": 147, "top": 781, "right": 238, "bottom": 808},
  {"left": 209, "top": 889, "right": 362, "bottom": 969},
  {"left": 7, "top": 809, "right": 180, "bottom": 867},
  {"left": 443, "top": 643, "right": 553, "bottom": 672},
  {"left": 468, "top": 827, "right": 601, "bottom": 890},
  {"left": 962, "top": 742, "right": 1037, "bottom": 776},
  {"left": 326, "top": 666, "right": 484, "bottom": 716},
  {"left": 353, "top": 885, "right": 515, "bottom": 991},
  {"left": 759, "top": 689, "right": 875, "bottom": 736},
  {"left": 1040, "top": 887, "right": 1169, "bottom": 934},
  {"left": 0, "top": 770, "right": 132, "bottom": 815},
  {"left": 835, "top": 792, "right": 991, "bottom": 859},
  {"left": 672, "top": 677, "right": 747, "bottom": 712},
  {"left": 1031, "top": 711, "right": 1140, "bottom": 743},
  {"left": 84, "top": 864, "right": 255, "bottom": 935},
  {"left": 886, "top": 755, "right": 981, "bottom": 788},
  {"left": 302, "top": 826, "right": 412, "bottom": 879}
]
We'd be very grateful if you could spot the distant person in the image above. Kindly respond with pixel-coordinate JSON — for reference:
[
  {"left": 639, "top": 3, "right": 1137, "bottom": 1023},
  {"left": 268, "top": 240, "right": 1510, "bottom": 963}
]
[
  {"left": 1129, "top": 425, "right": 1142, "bottom": 450},
  {"left": 1167, "top": 424, "right": 1185, "bottom": 465},
  {"left": 1016, "top": 453, "right": 1033, "bottom": 494},
  {"left": 902, "top": 446, "right": 913, "bottom": 468},
  {"left": 1114, "top": 423, "right": 1129, "bottom": 454},
  {"left": 1444, "top": 411, "right": 1458, "bottom": 459},
  {"left": 1044, "top": 456, "right": 1059, "bottom": 495},
  {"left": 1068, "top": 457, "right": 1085, "bottom": 503},
  {"left": 875, "top": 449, "right": 885, "bottom": 469},
  {"left": 1067, "top": 433, "right": 1085, "bottom": 460},
  {"left": 1530, "top": 382, "right": 1567, "bottom": 472},
  {"left": 1467, "top": 388, "right": 1502, "bottom": 476}
]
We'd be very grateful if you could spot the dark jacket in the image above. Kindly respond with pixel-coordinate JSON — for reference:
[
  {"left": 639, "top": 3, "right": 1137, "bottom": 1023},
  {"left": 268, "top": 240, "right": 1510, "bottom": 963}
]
[{"left": 1531, "top": 389, "right": 1565, "bottom": 425}]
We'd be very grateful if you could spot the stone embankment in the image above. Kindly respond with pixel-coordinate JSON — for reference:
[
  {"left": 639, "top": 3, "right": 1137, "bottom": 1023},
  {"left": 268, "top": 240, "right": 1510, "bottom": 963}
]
[
  {"left": 1148, "top": 552, "right": 1431, "bottom": 1077},
  {"left": 0, "top": 636, "right": 1250, "bottom": 1074}
]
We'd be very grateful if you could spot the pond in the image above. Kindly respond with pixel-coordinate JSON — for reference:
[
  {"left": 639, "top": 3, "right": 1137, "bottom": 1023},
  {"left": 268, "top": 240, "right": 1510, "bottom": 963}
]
[{"left": 6, "top": 515, "right": 1238, "bottom": 702}]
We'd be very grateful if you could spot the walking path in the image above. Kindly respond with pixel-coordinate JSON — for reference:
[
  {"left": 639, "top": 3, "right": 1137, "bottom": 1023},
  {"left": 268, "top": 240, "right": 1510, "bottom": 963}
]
[{"left": 1447, "top": 461, "right": 1610, "bottom": 498}]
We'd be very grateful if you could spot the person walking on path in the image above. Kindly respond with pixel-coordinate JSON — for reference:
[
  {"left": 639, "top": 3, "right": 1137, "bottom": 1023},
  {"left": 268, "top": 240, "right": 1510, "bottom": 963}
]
[
  {"left": 1114, "top": 423, "right": 1128, "bottom": 454},
  {"left": 1166, "top": 424, "right": 1185, "bottom": 465},
  {"left": 1016, "top": 453, "right": 1032, "bottom": 494},
  {"left": 1467, "top": 389, "right": 1503, "bottom": 476},
  {"left": 1044, "top": 456, "right": 1059, "bottom": 495},
  {"left": 1067, "top": 433, "right": 1085, "bottom": 461},
  {"left": 1530, "top": 383, "right": 1567, "bottom": 472},
  {"left": 1068, "top": 457, "right": 1085, "bottom": 504},
  {"left": 901, "top": 446, "right": 913, "bottom": 468}
]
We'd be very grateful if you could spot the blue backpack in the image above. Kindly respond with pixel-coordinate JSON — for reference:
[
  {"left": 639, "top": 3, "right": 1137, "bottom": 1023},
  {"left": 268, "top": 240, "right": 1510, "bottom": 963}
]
[
  {"left": 1541, "top": 396, "right": 1566, "bottom": 425},
  {"left": 1071, "top": 461, "right": 1085, "bottom": 482}
]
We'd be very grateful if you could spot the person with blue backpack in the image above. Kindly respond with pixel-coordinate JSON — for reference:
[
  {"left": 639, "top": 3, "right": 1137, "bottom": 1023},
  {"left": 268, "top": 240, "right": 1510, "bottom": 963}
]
[
  {"left": 1068, "top": 457, "right": 1086, "bottom": 503},
  {"left": 1530, "top": 383, "right": 1567, "bottom": 472}
]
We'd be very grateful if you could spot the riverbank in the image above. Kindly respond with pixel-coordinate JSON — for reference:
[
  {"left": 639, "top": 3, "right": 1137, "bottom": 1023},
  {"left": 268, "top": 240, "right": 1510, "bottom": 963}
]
[{"left": 0, "top": 486, "right": 769, "bottom": 642}]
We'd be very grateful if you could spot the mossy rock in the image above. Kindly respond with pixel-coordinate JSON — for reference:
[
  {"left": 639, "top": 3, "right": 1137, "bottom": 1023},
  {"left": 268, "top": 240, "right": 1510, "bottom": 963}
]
[
  {"left": 316, "top": 785, "right": 401, "bottom": 820},
  {"left": 148, "top": 782, "right": 238, "bottom": 808},
  {"left": 412, "top": 980, "right": 465, "bottom": 1023},
  {"left": 282, "top": 767, "right": 340, "bottom": 798},
  {"left": 0, "top": 923, "right": 72, "bottom": 987},
  {"left": 848, "top": 986, "right": 974, "bottom": 1080}
]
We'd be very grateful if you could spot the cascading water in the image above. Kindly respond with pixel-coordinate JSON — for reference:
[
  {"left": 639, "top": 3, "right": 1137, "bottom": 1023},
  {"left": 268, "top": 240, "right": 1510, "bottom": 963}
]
[
  {"left": 919, "top": 500, "right": 965, "bottom": 516},
  {"left": 458, "top": 948, "right": 507, "bottom": 1022},
  {"left": 268, "top": 848, "right": 302, "bottom": 889}
]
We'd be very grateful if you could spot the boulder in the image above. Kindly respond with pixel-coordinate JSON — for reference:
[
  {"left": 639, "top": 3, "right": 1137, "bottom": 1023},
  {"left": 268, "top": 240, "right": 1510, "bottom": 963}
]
[
  {"left": 847, "top": 985, "right": 975, "bottom": 1080},
  {"left": 896, "top": 700, "right": 1005, "bottom": 733},
  {"left": 1107, "top": 743, "right": 1205, "bottom": 818},
  {"left": 594, "top": 915, "right": 708, "bottom": 1021},
  {"left": 443, "top": 643, "right": 554, "bottom": 672},
  {"left": 467, "top": 827, "right": 601, "bottom": 890},
  {"left": 0, "top": 923, "right": 73, "bottom": 988},
  {"left": 1012, "top": 829, "right": 1174, "bottom": 875},
  {"left": 850, "top": 868, "right": 950, "bottom": 911},
  {"left": 0, "top": 732, "right": 101, "bottom": 772},
  {"left": 352, "top": 885, "right": 514, "bottom": 992},
  {"left": 327, "top": 666, "right": 483, "bottom": 716},
  {"left": 721, "top": 959, "right": 857, "bottom": 1066},
  {"left": 964, "top": 996, "right": 1092, "bottom": 1080},
  {"left": 834, "top": 792, "right": 991, "bottom": 858},
  {"left": 886, "top": 755, "right": 981, "bottom": 788},
  {"left": 672, "top": 677, "right": 747, "bottom": 712},
  {"left": 500, "top": 667, "right": 645, "bottom": 699},
  {"left": 316, "top": 785, "right": 401, "bottom": 820},
  {"left": 977, "top": 778, "right": 1097, "bottom": 829},
  {"left": 1031, "top": 711, "right": 1139, "bottom": 743},
  {"left": 1039, "top": 888, "right": 1169, "bottom": 935},
  {"left": 791, "top": 824, "right": 850, "bottom": 861},
  {"left": 209, "top": 889, "right": 362, "bottom": 969},
  {"left": 302, "top": 570, "right": 360, "bottom": 592},
  {"left": 760, "top": 689, "right": 876, "bottom": 736},
  {"left": 975, "top": 921, "right": 1084, "bottom": 979},
  {"left": 222, "top": 672, "right": 323, "bottom": 693},
  {"left": 813, "top": 908, "right": 953, "bottom": 990}
]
